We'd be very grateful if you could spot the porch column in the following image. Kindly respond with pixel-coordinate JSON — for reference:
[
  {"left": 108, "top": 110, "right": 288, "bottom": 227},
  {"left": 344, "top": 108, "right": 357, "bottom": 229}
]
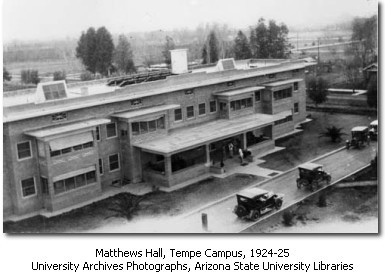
[
  {"left": 242, "top": 133, "right": 247, "bottom": 149},
  {"left": 164, "top": 155, "right": 172, "bottom": 177},
  {"left": 205, "top": 144, "right": 211, "bottom": 165}
]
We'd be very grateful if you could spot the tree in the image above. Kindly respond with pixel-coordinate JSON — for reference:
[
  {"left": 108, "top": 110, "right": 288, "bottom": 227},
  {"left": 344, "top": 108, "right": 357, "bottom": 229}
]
[
  {"left": 94, "top": 27, "right": 115, "bottom": 76},
  {"left": 367, "top": 75, "right": 377, "bottom": 108},
  {"left": 76, "top": 26, "right": 114, "bottom": 76},
  {"left": 21, "top": 69, "right": 40, "bottom": 85},
  {"left": 351, "top": 15, "right": 377, "bottom": 67},
  {"left": 114, "top": 35, "right": 136, "bottom": 74},
  {"left": 319, "top": 126, "right": 346, "bottom": 142},
  {"left": 202, "top": 31, "right": 219, "bottom": 64},
  {"left": 233, "top": 31, "right": 252, "bottom": 60},
  {"left": 53, "top": 70, "right": 66, "bottom": 81},
  {"left": 76, "top": 27, "right": 97, "bottom": 73},
  {"left": 307, "top": 76, "right": 329, "bottom": 107},
  {"left": 162, "top": 36, "right": 175, "bottom": 65},
  {"left": 344, "top": 57, "right": 362, "bottom": 92},
  {"left": 249, "top": 18, "right": 290, "bottom": 59},
  {"left": 3, "top": 67, "right": 12, "bottom": 81}
]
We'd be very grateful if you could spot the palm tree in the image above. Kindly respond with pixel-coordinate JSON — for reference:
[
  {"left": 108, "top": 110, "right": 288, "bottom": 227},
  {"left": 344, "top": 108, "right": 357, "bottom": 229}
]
[{"left": 319, "top": 126, "right": 346, "bottom": 143}]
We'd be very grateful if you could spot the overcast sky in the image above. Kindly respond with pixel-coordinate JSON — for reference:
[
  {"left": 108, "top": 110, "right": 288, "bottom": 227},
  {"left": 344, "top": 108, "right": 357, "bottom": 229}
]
[{"left": 1, "top": 0, "right": 378, "bottom": 42}]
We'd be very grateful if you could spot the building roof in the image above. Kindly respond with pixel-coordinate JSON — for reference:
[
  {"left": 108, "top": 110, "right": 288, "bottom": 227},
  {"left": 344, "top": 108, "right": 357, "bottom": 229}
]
[
  {"left": 363, "top": 63, "right": 378, "bottom": 72},
  {"left": 351, "top": 126, "right": 368, "bottom": 132},
  {"left": 370, "top": 120, "right": 378, "bottom": 126},
  {"left": 264, "top": 78, "right": 303, "bottom": 87},
  {"left": 112, "top": 104, "right": 180, "bottom": 120},
  {"left": 215, "top": 86, "right": 265, "bottom": 97},
  {"left": 4, "top": 62, "right": 306, "bottom": 123},
  {"left": 133, "top": 112, "right": 277, "bottom": 155},
  {"left": 25, "top": 118, "right": 110, "bottom": 140}
]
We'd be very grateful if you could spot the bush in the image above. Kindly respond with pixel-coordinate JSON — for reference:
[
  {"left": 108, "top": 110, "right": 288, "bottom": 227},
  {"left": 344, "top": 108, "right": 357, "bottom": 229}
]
[
  {"left": 53, "top": 70, "right": 66, "bottom": 81},
  {"left": 107, "top": 193, "right": 144, "bottom": 220},
  {"left": 282, "top": 211, "right": 294, "bottom": 226},
  {"left": 21, "top": 69, "right": 40, "bottom": 85},
  {"left": 80, "top": 71, "right": 95, "bottom": 81}
]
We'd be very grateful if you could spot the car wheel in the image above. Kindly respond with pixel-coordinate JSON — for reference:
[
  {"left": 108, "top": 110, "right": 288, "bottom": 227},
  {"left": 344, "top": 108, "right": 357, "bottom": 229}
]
[
  {"left": 234, "top": 205, "right": 247, "bottom": 218},
  {"left": 275, "top": 199, "right": 283, "bottom": 209},
  {"left": 310, "top": 181, "right": 318, "bottom": 192},
  {"left": 250, "top": 210, "right": 260, "bottom": 221}
]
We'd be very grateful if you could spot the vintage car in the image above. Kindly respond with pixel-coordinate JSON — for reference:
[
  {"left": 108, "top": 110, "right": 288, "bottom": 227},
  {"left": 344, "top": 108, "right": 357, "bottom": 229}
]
[
  {"left": 346, "top": 126, "right": 370, "bottom": 149},
  {"left": 296, "top": 163, "right": 331, "bottom": 191},
  {"left": 369, "top": 120, "right": 378, "bottom": 140},
  {"left": 233, "top": 187, "right": 283, "bottom": 221}
]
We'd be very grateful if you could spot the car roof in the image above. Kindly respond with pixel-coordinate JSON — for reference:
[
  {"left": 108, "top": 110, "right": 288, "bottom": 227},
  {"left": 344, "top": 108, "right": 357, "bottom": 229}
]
[
  {"left": 237, "top": 187, "right": 269, "bottom": 198},
  {"left": 370, "top": 120, "right": 378, "bottom": 126},
  {"left": 298, "top": 162, "right": 323, "bottom": 170},
  {"left": 352, "top": 126, "right": 368, "bottom": 132}
]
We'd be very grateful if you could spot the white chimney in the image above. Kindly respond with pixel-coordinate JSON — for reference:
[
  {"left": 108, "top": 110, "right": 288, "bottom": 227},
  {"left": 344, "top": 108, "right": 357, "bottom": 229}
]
[{"left": 170, "top": 49, "right": 188, "bottom": 74}]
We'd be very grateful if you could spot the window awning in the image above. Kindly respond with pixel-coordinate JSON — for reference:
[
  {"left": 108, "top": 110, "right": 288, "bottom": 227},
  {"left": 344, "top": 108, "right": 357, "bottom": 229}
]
[
  {"left": 112, "top": 104, "right": 180, "bottom": 120},
  {"left": 53, "top": 165, "right": 96, "bottom": 182},
  {"left": 49, "top": 131, "right": 93, "bottom": 151}
]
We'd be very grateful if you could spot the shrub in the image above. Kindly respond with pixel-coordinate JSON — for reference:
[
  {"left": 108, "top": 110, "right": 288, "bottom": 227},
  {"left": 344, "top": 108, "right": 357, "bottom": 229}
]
[
  {"left": 80, "top": 71, "right": 95, "bottom": 81},
  {"left": 107, "top": 193, "right": 144, "bottom": 220},
  {"left": 282, "top": 211, "right": 294, "bottom": 226},
  {"left": 21, "top": 69, "right": 40, "bottom": 84},
  {"left": 53, "top": 70, "right": 66, "bottom": 81}
]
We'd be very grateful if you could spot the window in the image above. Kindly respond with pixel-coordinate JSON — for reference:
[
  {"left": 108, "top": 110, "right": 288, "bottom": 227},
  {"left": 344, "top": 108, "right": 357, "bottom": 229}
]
[
  {"left": 121, "top": 130, "right": 128, "bottom": 137},
  {"left": 294, "top": 102, "right": 299, "bottom": 113},
  {"left": 109, "top": 154, "right": 120, "bottom": 172},
  {"left": 171, "top": 146, "right": 206, "bottom": 172},
  {"left": 53, "top": 170, "right": 96, "bottom": 195},
  {"left": 106, "top": 123, "right": 117, "bottom": 138},
  {"left": 111, "top": 179, "right": 121, "bottom": 186},
  {"left": 42, "top": 83, "right": 67, "bottom": 100},
  {"left": 187, "top": 106, "right": 194, "bottom": 118},
  {"left": 274, "top": 115, "right": 293, "bottom": 125},
  {"left": 230, "top": 98, "right": 253, "bottom": 111},
  {"left": 41, "top": 177, "right": 49, "bottom": 195},
  {"left": 96, "top": 126, "right": 101, "bottom": 141},
  {"left": 219, "top": 102, "right": 227, "bottom": 111},
  {"left": 52, "top": 112, "right": 67, "bottom": 122},
  {"left": 198, "top": 103, "right": 206, "bottom": 116},
  {"left": 293, "top": 82, "right": 299, "bottom": 91},
  {"left": 157, "top": 117, "right": 165, "bottom": 129},
  {"left": 131, "top": 117, "right": 165, "bottom": 135},
  {"left": 21, "top": 177, "right": 36, "bottom": 197},
  {"left": 132, "top": 122, "right": 140, "bottom": 135},
  {"left": 174, "top": 108, "right": 182, "bottom": 121},
  {"left": 17, "top": 141, "right": 32, "bottom": 160},
  {"left": 210, "top": 101, "right": 217, "bottom": 113},
  {"left": 274, "top": 88, "right": 292, "bottom": 100},
  {"left": 255, "top": 91, "right": 261, "bottom": 102},
  {"left": 50, "top": 141, "right": 93, "bottom": 157},
  {"left": 99, "top": 159, "right": 103, "bottom": 175},
  {"left": 131, "top": 98, "right": 142, "bottom": 106}
]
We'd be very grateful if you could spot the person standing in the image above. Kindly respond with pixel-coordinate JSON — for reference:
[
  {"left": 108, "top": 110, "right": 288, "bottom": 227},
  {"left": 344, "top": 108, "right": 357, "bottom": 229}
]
[
  {"left": 238, "top": 147, "right": 244, "bottom": 164},
  {"left": 228, "top": 142, "right": 234, "bottom": 158}
]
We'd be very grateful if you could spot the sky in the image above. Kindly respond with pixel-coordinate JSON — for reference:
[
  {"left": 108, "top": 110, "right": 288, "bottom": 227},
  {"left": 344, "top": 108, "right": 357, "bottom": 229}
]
[{"left": 1, "top": 0, "right": 378, "bottom": 42}]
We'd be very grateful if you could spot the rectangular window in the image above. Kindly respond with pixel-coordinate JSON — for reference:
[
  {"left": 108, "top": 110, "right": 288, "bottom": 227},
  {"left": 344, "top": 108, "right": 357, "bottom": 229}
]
[
  {"left": 274, "top": 88, "right": 292, "bottom": 100},
  {"left": 121, "top": 130, "right": 128, "bottom": 137},
  {"left": 61, "top": 147, "right": 72, "bottom": 154},
  {"left": 53, "top": 169, "right": 97, "bottom": 195},
  {"left": 65, "top": 177, "right": 76, "bottom": 191},
  {"left": 174, "top": 108, "right": 182, "bottom": 121},
  {"left": 186, "top": 106, "right": 194, "bottom": 118},
  {"left": 140, "top": 122, "right": 148, "bottom": 133},
  {"left": 294, "top": 82, "right": 299, "bottom": 91},
  {"left": 99, "top": 158, "right": 103, "bottom": 175},
  {"left": 148, "top": 120, "right": 157, "bottom": 132},
  {"left": 255, "top": 91, "right": 261, "bottom": 102},
  {"left": 246, "top": 98, "right": 253, "bottom": 107},
  {"left": 109, "top": 154, "right": 120, "bottom": 172},
  {"left": 219, "top": 102, "right": 227, "bottom": 111},
  {"left": 106, "top": 123, "right": 117, "bottom": 138},
  {"left": 294, "top": 102, "right": 299, "bottom": 113},
  {"left": 96, "top": 126, "right": 101, "bottom": 141},
  {"left": 17, "top": 141, "right": 32, "bottom": 160},
  {"left": 209, "top": 101, "right": 217, "bottom": 113},
  {"left": 157, "top": 117, "right": 165, "bottom": 129},
  {"left": 198, "top": 103, "right": 206, "bottom": 116},
  {"left": 21, "top": 177, "right": 36, "bottom": 197},
  {"left": 230, "top": 98, "right": 253, "bottom": 111},
  {"left": 132, "top": 122, "right": 140, "bottom": 135},
  {"left": 75, "top": 174, "right": 86, "bottom": 187},
  {"left": 54, "top": 180, "right": 65, "bottom": 194},
  {"left": 86, "top": 171, "right": 96, "bottom": 184}
]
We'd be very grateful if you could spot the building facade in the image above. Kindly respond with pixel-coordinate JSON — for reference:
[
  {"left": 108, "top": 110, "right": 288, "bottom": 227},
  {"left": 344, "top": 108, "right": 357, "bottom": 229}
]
[{"left": 3, "top": 58, "right": 308, "bottom": 219}]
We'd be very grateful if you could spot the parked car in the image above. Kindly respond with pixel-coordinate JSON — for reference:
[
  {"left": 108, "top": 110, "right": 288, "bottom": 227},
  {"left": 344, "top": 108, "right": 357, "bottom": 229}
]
[
  {"left": 346, "top": 126, "right": 370, "bottom": 149},
  {"left": 296, "top": 163, "right": 331, "bottom": 191},
  {"left": 233, "top": 187, "right": 283, "bottom": 221},
  {"left": 369, "top": 120, "right": 378, "bottom": 140}
]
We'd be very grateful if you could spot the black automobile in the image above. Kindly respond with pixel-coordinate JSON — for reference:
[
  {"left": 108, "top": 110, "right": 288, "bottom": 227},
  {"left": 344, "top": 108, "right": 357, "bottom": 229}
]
[{"left": 233, "top": 187, "right": 284, "bottom": 221}]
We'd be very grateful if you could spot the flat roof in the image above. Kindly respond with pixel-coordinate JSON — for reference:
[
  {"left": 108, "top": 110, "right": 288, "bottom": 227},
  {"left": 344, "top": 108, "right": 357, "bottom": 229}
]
[
  {"left": 216, "top": 86, "right": 265, "bottom": 97},
  {"left": 133, "top": 113, "right": 276, "bottom": 154},
  {"left": 4, "top": 62, "right": 306, "bottom": 123},
  {"left": 264, "top": 78, "right": 303, "bottom": 87},
  {"left": 352, "top": 126, "right": 368, "bottom": 132},
  {"left": 112, "top": 104, "right": 180, "bottom": 120},
  {"left": 25, "top": 118, "right": 111, "bottom": 139}
]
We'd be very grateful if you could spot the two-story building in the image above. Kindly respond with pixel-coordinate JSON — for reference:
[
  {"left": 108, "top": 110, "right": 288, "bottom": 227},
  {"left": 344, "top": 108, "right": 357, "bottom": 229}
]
[{"left": 3, "top": 52, "right": 308, "bottom": 219}]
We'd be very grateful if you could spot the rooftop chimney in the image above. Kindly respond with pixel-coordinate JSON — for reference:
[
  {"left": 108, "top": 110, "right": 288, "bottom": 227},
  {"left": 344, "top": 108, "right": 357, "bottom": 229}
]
[{"left": 170, "top": 49, "right": 188, "bottom": 74}]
